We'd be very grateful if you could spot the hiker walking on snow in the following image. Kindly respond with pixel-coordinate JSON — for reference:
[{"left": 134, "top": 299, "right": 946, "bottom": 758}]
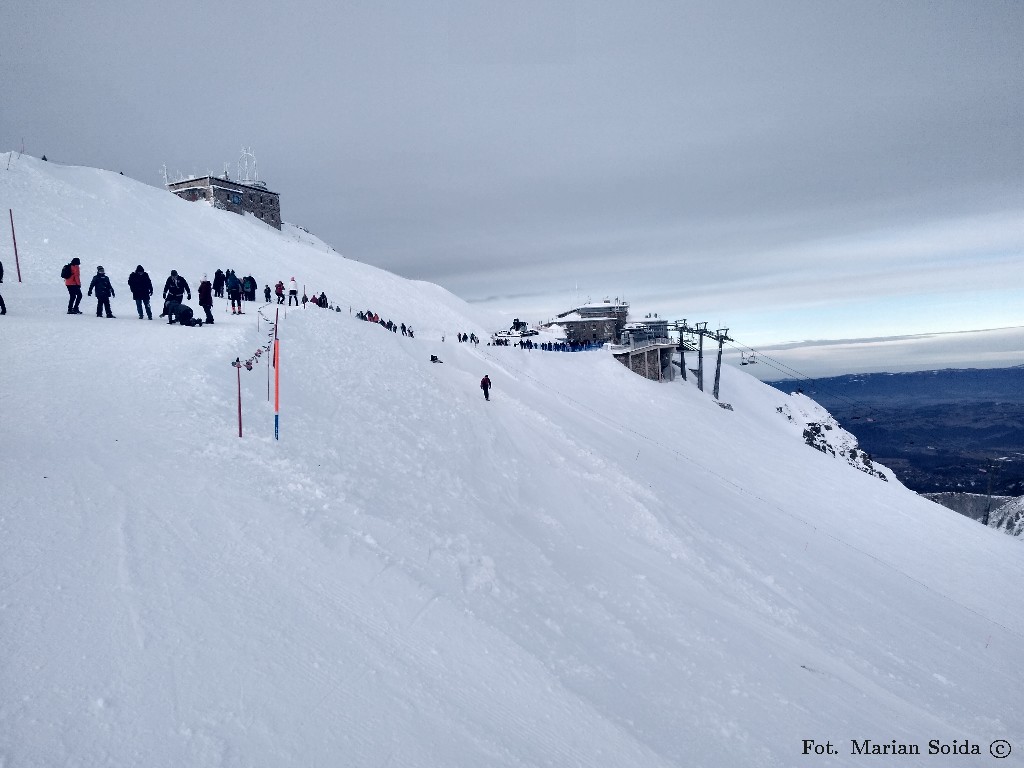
[
  {"left": 161, "top": 269, "right": 191, "bottom": 323},
  {"left": 288, "top": 277, "right": 299, "bottom": 306},
  {"left": 128, "top": 264, "right": 154, "bottom": 320},
  {"left": 264, "top": 284, "right": 271, "bottom": 303},
  {"left": 480, "top": 375, "right": 492, "bottom": 401},
  {"left": 198, "top": 274, "right": 215, "bottom": 324},
  {"left": 88, "top": 266, "right": 116, "bottom": 318},
  {"left": 275, "top": 280, "right": 285, "bottom": 304},
  {"left": 63, "top": 257, "right": 83, "bottom": 314},
  {"left": 225, "top": 270, "right": 243, "bottom": 314}
]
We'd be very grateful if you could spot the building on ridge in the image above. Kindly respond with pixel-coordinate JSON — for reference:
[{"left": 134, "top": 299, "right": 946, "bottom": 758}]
[
  {"left": 167, "top": 174, "right": 282, "bottom": 230},
  {"left": 552, "top": 298, "right": 630, "bottom": 344}
]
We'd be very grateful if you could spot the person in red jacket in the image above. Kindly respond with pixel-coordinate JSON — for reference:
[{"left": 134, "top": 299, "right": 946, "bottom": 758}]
[{"left": 64, "top": 257, "right": 83, "bottom": 314}]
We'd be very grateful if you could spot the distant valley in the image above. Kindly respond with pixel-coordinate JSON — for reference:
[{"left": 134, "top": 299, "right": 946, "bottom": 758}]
[{"left": 768, "top": 367, "right": 1024, "bottom": 496}]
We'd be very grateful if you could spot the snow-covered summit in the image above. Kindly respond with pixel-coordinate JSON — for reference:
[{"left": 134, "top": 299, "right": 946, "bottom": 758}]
[
  {"left": 990, "top": 496, "right": 1024, "bottom": 537},
  {"left": 2, "top": 154, "right": 1022, "bottom": 767}
]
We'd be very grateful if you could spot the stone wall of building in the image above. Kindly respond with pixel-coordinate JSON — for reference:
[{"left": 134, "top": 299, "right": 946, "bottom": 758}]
[{"left": 613, "top": 348, "right": 662, "bottom": 382}]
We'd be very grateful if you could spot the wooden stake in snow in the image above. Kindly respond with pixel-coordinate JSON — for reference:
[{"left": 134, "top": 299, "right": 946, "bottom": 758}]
[{"left": 9, "top": 209, "right": 22, "bottom": 282}]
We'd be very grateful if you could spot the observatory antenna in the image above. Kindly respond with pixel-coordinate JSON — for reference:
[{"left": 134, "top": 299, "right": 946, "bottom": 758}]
[{"left": 237, "top": 146, "right": 264, "bottom": 187}]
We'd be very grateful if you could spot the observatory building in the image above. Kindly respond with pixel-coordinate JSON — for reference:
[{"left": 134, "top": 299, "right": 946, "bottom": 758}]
[{"left": 166, "top": 148, "right": 282, "bottom": 230}]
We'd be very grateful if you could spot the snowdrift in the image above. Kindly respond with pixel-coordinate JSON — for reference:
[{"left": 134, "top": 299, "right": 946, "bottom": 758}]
[{"left": 2, "top": 154, "right": 1022, "bottom": 767}]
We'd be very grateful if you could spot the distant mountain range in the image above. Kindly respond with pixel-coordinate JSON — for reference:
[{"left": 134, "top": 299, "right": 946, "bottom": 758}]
[{"left": 769, "top": 367, "right": 1024, "bottom": 496}]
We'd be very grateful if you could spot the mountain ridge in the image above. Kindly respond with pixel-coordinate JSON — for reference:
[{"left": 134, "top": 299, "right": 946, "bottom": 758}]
[{"left": 2, "top": 153, "right": 1022, "bottom": 767}]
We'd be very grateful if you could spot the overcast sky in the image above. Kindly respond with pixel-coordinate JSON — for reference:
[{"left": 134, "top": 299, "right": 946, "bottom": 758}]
[{"left": 3, "top": 1, "right": 1022, "bottom": 359}]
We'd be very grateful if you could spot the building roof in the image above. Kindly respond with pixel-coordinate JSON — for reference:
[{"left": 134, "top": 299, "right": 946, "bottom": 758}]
[{"left": 167, "top": 175, "right": 278, "bottom": 196}]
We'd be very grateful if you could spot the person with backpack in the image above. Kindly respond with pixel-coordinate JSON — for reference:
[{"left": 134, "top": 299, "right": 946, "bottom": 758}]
[
  {"left": 242, "top": 274, "right": 256, "bottom": 302},
  {"left": 198, "top": 274, "right": 215, "bottom": 324},
  {"left": 62, "top": 257, "right": 83, "bottom": 314},
  {"left": 161, "top": 269, "right": 191, "bottom": 323},
  {"left": 480, "top": 374, "right": 492, "bottom": 401},
  {"left": 225, "top": 269, "right": 243, "bottom": 314},
  {"left": 128, "top": 264, "right": 154, "bottom": 320},
  {"left": 87, "top": 266, "right": 116, "bottom": 318},
  {"left": 264, "top": 284, "right": 272, "bottom": 303}
]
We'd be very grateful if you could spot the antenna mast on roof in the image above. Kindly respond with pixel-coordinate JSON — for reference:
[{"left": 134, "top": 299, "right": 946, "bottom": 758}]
[
  {"left": 237, "top": 146, "right": 259, "bottom": 186},
  {"left": 159, "top": 164, "right": 169, "bottom": 187}
]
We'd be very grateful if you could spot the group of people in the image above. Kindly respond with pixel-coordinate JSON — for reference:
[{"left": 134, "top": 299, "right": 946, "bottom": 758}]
[
  {"left": 212, "top": 269, "right": 259, "bottom": 302},
  {"left": 271, "top": 278, "right": 301, "bottom": 306},
  {"left": 355, "top": 309, "right": 416, "bottom": 338},
  {"left": 304, "top": 291, "right": 329, "bottom": 308},
  {"left": 59, "top": 259, "right": 275, "bottom": 326},
  {"left": 44, "top": 257, "right": 502, "bottom": 399}
]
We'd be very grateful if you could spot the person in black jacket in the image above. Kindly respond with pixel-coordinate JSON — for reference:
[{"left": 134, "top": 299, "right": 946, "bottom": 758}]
[
  {"left": 161, "top": 269, "right": 191, "bottom": 323},
  {"left": 198, "top": 274, "right": 215, "bottom": 324},
  {"left": 88, "top": 266, "right": 116, "bottom": 318},
  {"left": 213, "top": 268, "right": 226, "bottom": 298},
  {"left": 128, "top": 264, "right": 154, "bottom": 319},
  {"left": 0, "top": 258, "right": 5, "bottom": 315},
  {"left": 163, "top": 299, "right": 198, "bottom": 327},
  {"left": 225, "top": 270, "right": 243, "bottom": 314}
]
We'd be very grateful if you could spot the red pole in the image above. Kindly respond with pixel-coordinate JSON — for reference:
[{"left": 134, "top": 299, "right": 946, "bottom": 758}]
[
  {"left": 9, "top": 209, "right": 22, "bottom": 282},
  {"left": 236, "top": 363, "right": 243, "bottom": 437}
]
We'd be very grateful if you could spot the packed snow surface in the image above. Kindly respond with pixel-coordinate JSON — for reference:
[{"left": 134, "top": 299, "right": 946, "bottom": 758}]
[{"left": 2, "top": 155, "right": 1022, "bottom": 767}]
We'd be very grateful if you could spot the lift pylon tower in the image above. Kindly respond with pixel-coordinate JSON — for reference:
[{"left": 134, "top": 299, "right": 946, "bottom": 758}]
[{"left": 711, "top": 328, "right": 732, "bottom": 401}]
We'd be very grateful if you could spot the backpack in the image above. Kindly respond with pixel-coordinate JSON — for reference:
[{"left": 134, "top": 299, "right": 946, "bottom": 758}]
[{"left": 60, "top": 263, "right": 73, "bottom": 280}]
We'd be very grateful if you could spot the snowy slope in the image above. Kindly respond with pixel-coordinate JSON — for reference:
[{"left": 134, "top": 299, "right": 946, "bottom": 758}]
[
  {"left": 991, "top": 497, "right": 1024, "bottom": 537},
  {"left": 2, "top": 155, "right": 1023, "bottom": 767}
]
